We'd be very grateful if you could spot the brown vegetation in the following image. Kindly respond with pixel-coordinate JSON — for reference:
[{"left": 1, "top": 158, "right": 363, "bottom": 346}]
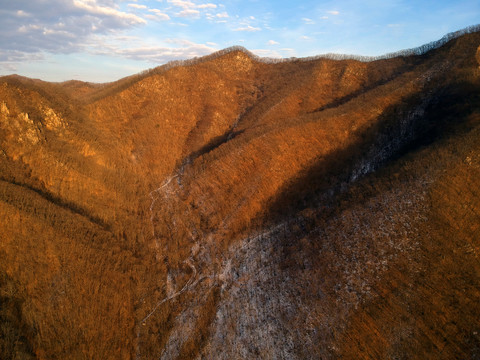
[{"left": 0, "top": 28, "right": 479, "bottom": 359}]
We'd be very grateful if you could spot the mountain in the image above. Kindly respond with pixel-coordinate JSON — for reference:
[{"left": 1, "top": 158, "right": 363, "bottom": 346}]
[{"left": 1, "top": 27, "right": 479, "bottom": 359}]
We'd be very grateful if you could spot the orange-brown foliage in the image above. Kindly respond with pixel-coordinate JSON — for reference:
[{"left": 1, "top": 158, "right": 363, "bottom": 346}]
[{"left": 0, "top": 31, "right": 479, "bottom": 359}]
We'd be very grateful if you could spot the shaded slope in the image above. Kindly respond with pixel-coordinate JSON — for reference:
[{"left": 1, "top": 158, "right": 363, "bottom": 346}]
[{"left": 200, "top": 109, "right": 480, "bottom": 359}]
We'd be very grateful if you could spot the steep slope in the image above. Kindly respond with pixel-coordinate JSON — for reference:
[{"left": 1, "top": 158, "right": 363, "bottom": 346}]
[
  {"left": 0, "top": 28, "right": 479, "bottom": 359},
  {"left": 155, "top": 31, "right": 479, "bottom": 255}
]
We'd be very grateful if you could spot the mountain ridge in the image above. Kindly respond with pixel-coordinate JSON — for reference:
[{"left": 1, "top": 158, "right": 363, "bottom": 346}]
[{"left": 4, "top": 24, "right": 476, "bottom": 100}]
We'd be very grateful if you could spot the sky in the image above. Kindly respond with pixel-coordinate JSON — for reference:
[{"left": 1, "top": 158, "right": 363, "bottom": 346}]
[{"left": 0, "top": 0, "right": 479, "bottom": 83}]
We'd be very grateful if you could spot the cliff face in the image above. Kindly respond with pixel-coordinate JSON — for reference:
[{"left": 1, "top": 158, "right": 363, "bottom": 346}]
[{"left": 1, "top": 30, "right": 480, "bottom": 359}]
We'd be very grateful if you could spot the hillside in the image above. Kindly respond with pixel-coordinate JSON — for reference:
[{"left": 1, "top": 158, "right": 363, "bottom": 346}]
[{"left": 0, "top": 27, "right": 480, "bottom": 359}]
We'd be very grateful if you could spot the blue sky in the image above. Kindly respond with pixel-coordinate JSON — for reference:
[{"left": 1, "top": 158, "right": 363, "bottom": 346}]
[{"left": 0, "top": 0, "right": 479, "bottom": 82}]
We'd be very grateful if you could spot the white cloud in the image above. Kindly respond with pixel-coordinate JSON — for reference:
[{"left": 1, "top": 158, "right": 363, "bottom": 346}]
[
  {"left": 327, "top": 10, "right": 339, "bottom": 15},
  {"left": 167, "top": 0, "right": 195, "bottom": 9},
  {"left": 73, "top": 0, "right": 146, "bottom": 25},
  {"left": 18, "top": 24, "right": 41, "bottom": 33},
  {"left": 206, "top": 11, "right": 229, "bottom": 21},
  {"left": 167, "top": 0, "right": 217, "bottom": 17},
  {"left": 148, "top": 8, "right": 170, "bottom": 20},
  {"left": 302, "top": 17, "right": 315, "bottom": 24},
  {"left": 177, "top": 9, "right": 200, "bottom": 17},
  {"left": 114, "top": 35, "right": 142, "bottom": 42},
  {"left": 0, "top": 63, "right": 18, "bottom": 72},
  {"left": 234, "top": 25, "right": 261, "bottom": 32},
  {"left": 197, "top": 3, "right": 217, "bottom": 9},
  {"left": 268, "top": 40, "right": 279, "bottom": 45},
  {"left": 0, "top": 0, "right": 149, "bottom": 68},
  {"left": 42, "top": 28, "right": 76, "bottom": 37},
  {"left": 0, "top": 50, "right": 44, "bottom": 63},
  {"left": 16, "top": 10, "right": 30, "bottom": 17},
  {"left": 91, "top": 37, "right": 216, "bottom": 63},
  {"left": 128, "top": 3, "right": 147, "bottom": 9}
]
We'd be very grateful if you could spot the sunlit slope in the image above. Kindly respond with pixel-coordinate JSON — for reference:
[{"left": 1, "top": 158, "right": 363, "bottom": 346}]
[{"left": 85, "top": 50, "right": 260, "bottom": 178}]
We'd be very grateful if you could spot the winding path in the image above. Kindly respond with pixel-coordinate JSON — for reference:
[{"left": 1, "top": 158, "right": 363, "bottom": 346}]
[
  {"left": 136, "top": 172, "right": 200, "bottom": 359},
  {"left": 148, "top": 175, "right": 178, "bottom": 238},
  {"left": 139, "top": 256, "right": 197, "bottom": 324}
]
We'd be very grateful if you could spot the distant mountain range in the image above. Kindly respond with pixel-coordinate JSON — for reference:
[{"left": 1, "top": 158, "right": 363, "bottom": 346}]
[{"left": 1, "top": 27, "right": 479, "bottom": 359}]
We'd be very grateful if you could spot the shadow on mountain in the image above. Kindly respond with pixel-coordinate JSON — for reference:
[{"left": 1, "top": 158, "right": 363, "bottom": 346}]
[
  {"left": 183, "top": 129, "right": 246, "bottom": 165},
  {"left": 309, "top": 59, "right": 419, "bottom": 114},
  {"left": 261, "top": 79, "right": 480, "bottom": 226}
]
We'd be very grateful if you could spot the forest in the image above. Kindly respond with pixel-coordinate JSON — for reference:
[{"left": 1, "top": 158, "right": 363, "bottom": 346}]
[{"left": 0, "top": 27, "right": 479, "bottom": 359}]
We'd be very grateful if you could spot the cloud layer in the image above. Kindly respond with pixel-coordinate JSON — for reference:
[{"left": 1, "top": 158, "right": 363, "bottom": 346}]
[
  {"left": 1, "top": 0, "right": 478, "bottom": 81},
  {"left": 93, "top": 37, "right": 216, "bottom": 63},
  {"left": 0, "top": 0, "right": 230, "bottom": 72},
  {"left": 0, "top": 0, "right": 146, "bottom": 61}
]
